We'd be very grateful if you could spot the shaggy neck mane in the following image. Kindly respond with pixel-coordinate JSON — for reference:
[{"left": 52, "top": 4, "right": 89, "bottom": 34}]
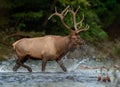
[{"left": 55, "top": 35, "right": 73, "bottom": 56}]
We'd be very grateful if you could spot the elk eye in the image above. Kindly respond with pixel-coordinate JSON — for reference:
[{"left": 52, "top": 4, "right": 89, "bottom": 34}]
[{"left": 75, "top": 33, "right": 78, "bottom": 35}]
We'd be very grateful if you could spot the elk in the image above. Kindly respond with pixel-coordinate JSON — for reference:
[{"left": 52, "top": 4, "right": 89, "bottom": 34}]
[{"left": 12, "top": 6, "right": 89, "bottom": 72}]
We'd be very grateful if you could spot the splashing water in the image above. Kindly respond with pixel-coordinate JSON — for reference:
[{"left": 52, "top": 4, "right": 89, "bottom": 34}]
[
  {"left": 0, "top": 57, "right": 88, "bottom": 72},
  {"left": 67, "top": 58, "right": 89, "bottom": 72}
]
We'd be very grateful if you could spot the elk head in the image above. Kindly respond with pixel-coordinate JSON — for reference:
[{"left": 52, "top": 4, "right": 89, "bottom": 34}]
[{"left": 48, "top": 6, "right": 89, "bottom": 49}]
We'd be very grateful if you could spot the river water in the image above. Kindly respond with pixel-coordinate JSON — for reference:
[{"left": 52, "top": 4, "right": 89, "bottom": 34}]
[
  {"left": 0, "top": 45, "right": 120, "bottom": 87},
  {"left": 0, "top": 58, "right": 120, "bottom": 87}
]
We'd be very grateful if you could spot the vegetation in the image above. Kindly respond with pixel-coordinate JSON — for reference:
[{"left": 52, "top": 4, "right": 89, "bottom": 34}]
[
  {"left": 0, "top": 0, "right": 120, "bottom": 60},
  {"left": 113, "top": 40, "right": 120, "bottom": 58}
]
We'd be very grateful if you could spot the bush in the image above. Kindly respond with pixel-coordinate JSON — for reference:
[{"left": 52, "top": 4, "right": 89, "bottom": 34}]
[{"left": 113, "top": 40, "right": 120, "bottom": 58}]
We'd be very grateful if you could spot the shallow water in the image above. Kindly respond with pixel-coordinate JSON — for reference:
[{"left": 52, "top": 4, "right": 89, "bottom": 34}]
[{"left": 0, "top": 57, "right": 120, "bottom": 87}]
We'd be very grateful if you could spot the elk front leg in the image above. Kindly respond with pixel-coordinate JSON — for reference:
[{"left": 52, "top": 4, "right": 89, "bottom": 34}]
[
  {"left": 42, "top": 59, "right": 47, "bottom": 72},
  {"left": 20, "top": 58, "right": 32, "bottom": 72},
  {"left": 56, "top": 59, "right": 67, "bottom": 72}
]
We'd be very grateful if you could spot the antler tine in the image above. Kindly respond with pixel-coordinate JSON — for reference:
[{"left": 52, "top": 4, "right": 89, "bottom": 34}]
[
  {"left": 77, "top": 24, "right": 89, "bottom": 33},
  {"left": 61, "top": 5, "right": 70, "bottom": 16},
  {"left": 55, "top": 7, "right": 57, "bottom": 12},
  {"left": 69, "top": 6, "right": 82, "bottom": 31},
  {"left": 76, "top": 14, "right": 90, "bottom": 33},
  {"left": 75, "top": 6, "right": 80, "bottom": 13},
  {"left": 63, "top": 8, "right": 69, "bottom": 16},
  {"left": 48, "top": 14, "right": 54, "bottom": 20},
  {"left": 48, "top": 7, "right": 58, "bottom": 20},
  {"left": 48, "top": 6, "right": 70, "bottom": 20},
  {"left": 48, "top": 6, "right": 73, "bottom": 31},
  {"left": 77, "top": 13, "right": 84, "bottom": 29},
  {"left": 84, "top": 24, "right": 89, "bottom": 31}
]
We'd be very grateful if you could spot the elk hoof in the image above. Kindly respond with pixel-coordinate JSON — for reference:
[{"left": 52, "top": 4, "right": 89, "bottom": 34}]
[
  {"left": 63, "top": 68, "right": 67, "bottom": 72},
  {"left": 13, "top": 66, "right": 18, "bottom": 71},
  {"left": 41, "top": 70, "right": 45, "bottom": 72},
  {"left": 13, "top": 67, "right": 17, "bottom": 71},
  {"left": 27, "top": 68, "right": 32, "bottom": 72}
]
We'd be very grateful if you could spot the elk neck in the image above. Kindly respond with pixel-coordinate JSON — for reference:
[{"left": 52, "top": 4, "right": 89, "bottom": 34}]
[{"left": 55, "top": 35, "right": 73, "bottom": 56}]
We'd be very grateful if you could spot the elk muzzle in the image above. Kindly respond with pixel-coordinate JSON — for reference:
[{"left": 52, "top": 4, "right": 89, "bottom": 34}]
[{"left": 78, "top": 39, "right": 85, "bottom": 45}]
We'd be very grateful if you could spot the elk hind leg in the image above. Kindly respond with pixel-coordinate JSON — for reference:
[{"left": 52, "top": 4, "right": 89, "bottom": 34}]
[
  {"left": 20, "top": 57, "right": 32, "bottom": 72},
  {"left": 13, "top": 59, "right": 21, "bottom": 71},
  {"left": 14, "top": 57, "right": 32, "bottom": 72}
]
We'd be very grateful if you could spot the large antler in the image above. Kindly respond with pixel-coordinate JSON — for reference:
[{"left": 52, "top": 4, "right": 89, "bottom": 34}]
[
  {"left": 48, "top": 6, "right": 73, "bottom": 32},
  {"left": 69, "top": 6, "right": 89, "bottom": 33},
  {"left": 48, "top": 6, "right": 89, "bottom": 33}
]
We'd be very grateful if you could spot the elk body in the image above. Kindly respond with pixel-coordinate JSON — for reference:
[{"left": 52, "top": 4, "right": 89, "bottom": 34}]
[{"left": 13, "top": 6, "right": 89, "bottom": 72}]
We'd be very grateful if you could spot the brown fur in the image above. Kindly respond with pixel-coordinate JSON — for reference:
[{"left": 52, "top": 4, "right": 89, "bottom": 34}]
[{"left": 13, "top": 33, "right": 84, "bottom": 72}]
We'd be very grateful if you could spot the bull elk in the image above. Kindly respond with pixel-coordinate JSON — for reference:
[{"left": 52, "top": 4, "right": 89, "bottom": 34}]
[{"left": 12, "top": 6, "right": 89, "bottom": 72}]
